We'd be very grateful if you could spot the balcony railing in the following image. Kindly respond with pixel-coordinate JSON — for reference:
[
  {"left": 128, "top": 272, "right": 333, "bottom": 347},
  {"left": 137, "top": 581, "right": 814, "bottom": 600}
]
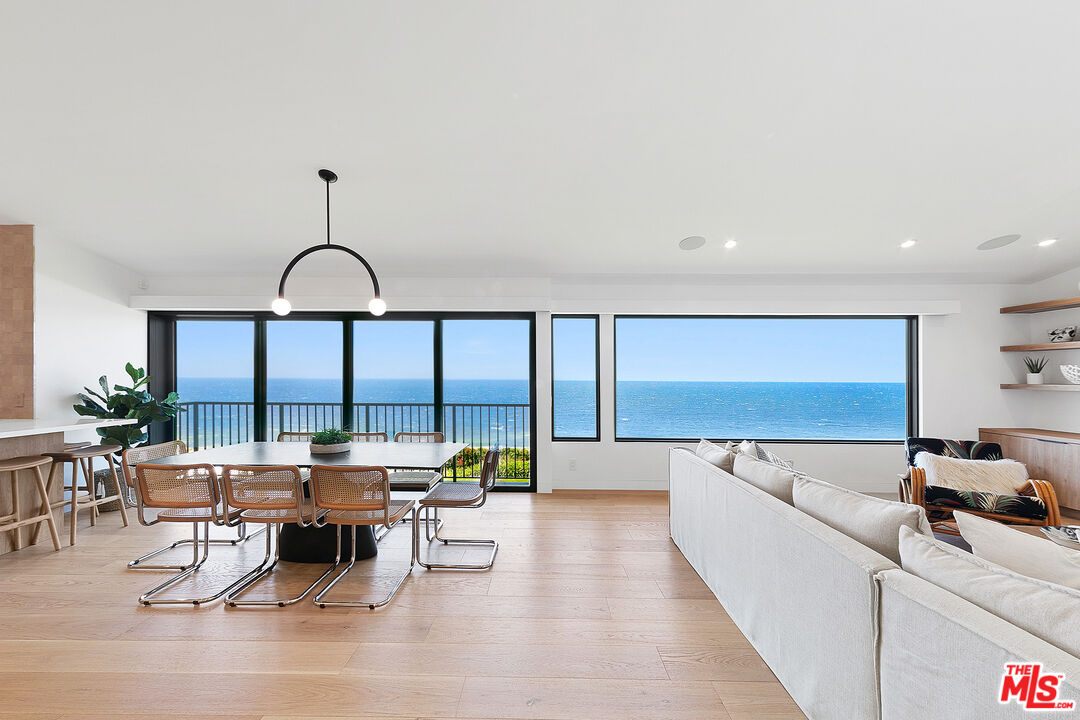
[{"left": 175, "top": 401, "right": 530, "bottom": 483}]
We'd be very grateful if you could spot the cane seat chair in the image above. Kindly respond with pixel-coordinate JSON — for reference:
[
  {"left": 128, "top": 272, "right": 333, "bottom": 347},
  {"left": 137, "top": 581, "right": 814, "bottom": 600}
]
[
  {"left": 220, "top": 465, "right": 338, "bottom": 607},
  {"left": 415, "top": 446, "right": 500, "bottom": 570},
  {"left": 387, "top": 431, "right": 445, "bottom": 495},
  {"left": 122, "top": 441, "right": 257, "bottom": 570},
  {"left": 277, "top": 431, "right": 388, "bottom": 442},
  {"left": 132, "top": 463, "right": 250, "bottom": 605},
  {"left": 309, "top": 465, "right": 416, "bottom": 609},
  {"left": 40, "top": 444, "right": 128, "bottom": 546},
  {"left": 0, "top": 455, "right": 62, "bottom": 552},
  {"left": 902, "top": 437, "right": 1062, "bottom": 535}
]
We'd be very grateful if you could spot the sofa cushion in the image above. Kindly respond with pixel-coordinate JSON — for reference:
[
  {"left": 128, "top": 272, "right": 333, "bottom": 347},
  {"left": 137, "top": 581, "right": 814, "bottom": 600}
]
[
  {"left": 694, "top": 439, "right": 735, "bottom": 474},
  {"left": 914, "top": 452, "right": 1027, "bottom": 495},
  {"left": 737, "top": 439, "right": 794, "bottom": 469},
  {"left": 792, "top": 475, "right": 932, "bottom": 564},
  {"left": 732, "top": 453, "right": 796, "bottom": 505},
  {"left": 954, "top": 511, "right": 1080, "bottom": 589},
  {"left": 924, "top": 484, "right": 1047, "bottom": 520},
  {"left": 898, "top": 525, "right": 1080, "bottom": 657}
]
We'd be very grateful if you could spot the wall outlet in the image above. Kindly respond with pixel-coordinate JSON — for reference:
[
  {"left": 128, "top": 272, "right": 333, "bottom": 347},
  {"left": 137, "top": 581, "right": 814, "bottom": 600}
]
[{"left": 568, "top": 459, "right": 577, "bottom": 471}]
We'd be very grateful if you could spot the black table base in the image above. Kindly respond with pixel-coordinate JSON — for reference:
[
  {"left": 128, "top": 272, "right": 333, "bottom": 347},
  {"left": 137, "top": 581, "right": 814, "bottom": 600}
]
[{"left": 277, "top": 524, "right": 378, "bottom": 563}]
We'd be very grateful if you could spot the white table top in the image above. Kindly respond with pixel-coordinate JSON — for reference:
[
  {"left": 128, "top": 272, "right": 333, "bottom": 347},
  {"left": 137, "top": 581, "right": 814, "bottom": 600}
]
[
  {"left": 153, "top": 441, "right": 469, "bottom": 470},
  {"left": 0, "top": 417, "right": 137, "bottom": 440}
]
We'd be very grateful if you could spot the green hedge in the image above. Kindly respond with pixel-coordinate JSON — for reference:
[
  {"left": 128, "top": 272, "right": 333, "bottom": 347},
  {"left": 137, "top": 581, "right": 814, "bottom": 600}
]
[{"left": 450, "top": 446, "right": 530, "bottom": 479}]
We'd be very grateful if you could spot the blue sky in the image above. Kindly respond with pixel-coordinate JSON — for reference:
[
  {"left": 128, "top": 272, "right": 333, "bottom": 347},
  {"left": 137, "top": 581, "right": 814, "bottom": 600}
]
[{"left": 177, "top": 317, "right": 906, "bottom": 383}]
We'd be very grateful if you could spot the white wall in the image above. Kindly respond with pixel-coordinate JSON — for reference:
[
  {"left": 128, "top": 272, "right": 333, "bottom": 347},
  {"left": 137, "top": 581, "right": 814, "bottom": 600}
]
[{"left": 34, "top": 231, "right": 147, "bottom": 445}]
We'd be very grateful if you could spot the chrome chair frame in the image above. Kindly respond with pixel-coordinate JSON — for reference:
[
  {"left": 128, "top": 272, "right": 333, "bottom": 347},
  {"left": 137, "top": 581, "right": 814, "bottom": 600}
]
[
  {"left": 124, "top": 443, "right": 261, "bottom": 571},
  {"left": 134, "top": 464, "right": 265, "bottom": 606},
  {"left": 310, "top": 465, "right": 417, "bottom": 609},
  {"left": 222, "top": 465, "right": 338, "bottom": 608},
  {"left": 415, "top": 447, "right": 499, "bottom": 570}
]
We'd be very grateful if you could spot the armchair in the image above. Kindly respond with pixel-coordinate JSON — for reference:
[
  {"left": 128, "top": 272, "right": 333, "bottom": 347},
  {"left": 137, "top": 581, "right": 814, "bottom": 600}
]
[{"left": 902, "top": 437, "right": 1062, "bottom": 535}]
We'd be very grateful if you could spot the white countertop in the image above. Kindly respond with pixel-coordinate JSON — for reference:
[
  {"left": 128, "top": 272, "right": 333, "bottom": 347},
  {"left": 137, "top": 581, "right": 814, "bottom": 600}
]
[{"left": 0, "top": 417, "right": 138, "bottom": 440}]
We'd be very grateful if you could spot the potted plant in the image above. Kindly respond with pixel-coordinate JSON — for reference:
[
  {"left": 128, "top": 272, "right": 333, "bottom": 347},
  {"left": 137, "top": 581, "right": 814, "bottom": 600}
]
[
  {"left": 1024, "top": 356, "right": 1049, "bottom": 385},
  {"left": 72, "top": 363, "right": 181, "bottom": 507},
  {"left": 309, "top": 428, "right": 353, "bottom": 454}
]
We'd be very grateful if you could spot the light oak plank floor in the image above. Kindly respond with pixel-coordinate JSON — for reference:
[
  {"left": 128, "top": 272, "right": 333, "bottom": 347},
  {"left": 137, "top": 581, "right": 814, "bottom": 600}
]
[{"left": 0, "top": 490, "right": 804, "bottom": 719}]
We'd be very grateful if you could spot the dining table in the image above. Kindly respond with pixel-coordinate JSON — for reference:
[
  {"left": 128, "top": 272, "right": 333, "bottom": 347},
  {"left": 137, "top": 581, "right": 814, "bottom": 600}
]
[{"left": 153, "top": 441, "right": 468, "bottom": 562}]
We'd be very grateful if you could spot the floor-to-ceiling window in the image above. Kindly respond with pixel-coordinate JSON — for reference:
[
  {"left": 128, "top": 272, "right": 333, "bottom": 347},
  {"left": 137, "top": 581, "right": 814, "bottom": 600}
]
[{"left": 156, "top": 312, "right": 536, "bottom": 490}]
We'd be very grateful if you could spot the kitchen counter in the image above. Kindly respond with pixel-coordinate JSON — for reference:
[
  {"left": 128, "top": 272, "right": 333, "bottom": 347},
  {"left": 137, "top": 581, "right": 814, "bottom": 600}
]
[{"left": 0, "top": 417, "right": 136, "bottom": 440}]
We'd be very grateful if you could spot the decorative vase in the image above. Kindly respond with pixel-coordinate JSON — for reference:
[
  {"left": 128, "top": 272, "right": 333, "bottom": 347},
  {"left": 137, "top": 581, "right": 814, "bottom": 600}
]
[
  {"left": 1026, "top": 372, "right": 1045, "bottom": 385},
  {"left": 309, "top": 442, "right": 351, "bottom": 454}
]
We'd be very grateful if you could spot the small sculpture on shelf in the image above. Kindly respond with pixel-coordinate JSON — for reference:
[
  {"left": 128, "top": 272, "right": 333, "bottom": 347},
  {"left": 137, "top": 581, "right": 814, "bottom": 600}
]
[{"left": 1048, "top": 325, "right": 1076, "bottom": 343}]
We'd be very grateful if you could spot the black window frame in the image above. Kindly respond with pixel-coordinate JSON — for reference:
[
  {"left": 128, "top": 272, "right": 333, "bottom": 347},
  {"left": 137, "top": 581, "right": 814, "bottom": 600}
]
[
  {"left": 148, "top": 310, "right": 538, "bottom": 492},
  {"left": 550, "top": 314, "right": 601, "bottom": 442},
  {"left": 612, "top": 314, "right": 919, "bottom": 444}
]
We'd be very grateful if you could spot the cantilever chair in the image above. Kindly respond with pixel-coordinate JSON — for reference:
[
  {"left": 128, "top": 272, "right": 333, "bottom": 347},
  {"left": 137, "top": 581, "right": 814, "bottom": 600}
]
[
  {"left": 902, "top": 437, "right": 1062, "bottom": 535},
  {"left": 415, "top": 446, "right": 500, "bottom": 570},
  {"left": 309, "top": 465, "right": 416, "bottom": 609},
  {"left": 221, "top": 464, "right": 340, "bottom": 607},
  {"left": 277, "top": 431, "right": 388, "bottom": 442},
  {"left": 132, "top": 463, "right": 252, "bottom": 606},
  {"left": 122, "top": 441, "right": 259, "bottom": 570}
]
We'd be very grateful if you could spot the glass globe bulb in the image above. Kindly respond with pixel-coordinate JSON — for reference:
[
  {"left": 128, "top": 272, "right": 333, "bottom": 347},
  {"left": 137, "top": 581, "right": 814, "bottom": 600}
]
[
  {"left": 368, "top": 297, "right": 387, "bottom": 316},
  {"left": 271, "top": 297, "right": 292, "bottom": 316}
]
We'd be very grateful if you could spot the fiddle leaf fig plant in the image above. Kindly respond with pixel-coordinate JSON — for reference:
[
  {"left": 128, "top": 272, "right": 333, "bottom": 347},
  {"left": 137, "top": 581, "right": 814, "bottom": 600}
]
[{"left": 73, "top": 363, "right": 180, "bottom": 452}]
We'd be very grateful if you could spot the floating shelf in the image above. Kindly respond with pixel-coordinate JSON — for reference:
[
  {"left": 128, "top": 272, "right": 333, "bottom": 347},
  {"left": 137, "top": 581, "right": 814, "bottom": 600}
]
[
  {"left": 1001, "top": 341, "right": 1080, "bottom": 352},
  {"left": 1000, "top": 384, "right": 1080, "bottom": 391},
  {"left": 1000, "top": 297, "right": 1080, "bottom": 314}
]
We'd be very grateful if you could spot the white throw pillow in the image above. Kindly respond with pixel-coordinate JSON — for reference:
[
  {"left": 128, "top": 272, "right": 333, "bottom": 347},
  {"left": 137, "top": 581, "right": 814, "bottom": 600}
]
[
  {"left": 899, "top": 525, "right": 1080, "bottom": 657},
  {"left": 954, "top": 511, "right": 1080, "bottom": 590},
  {"left": 695, "top": 439, "right": 735, "bottom": 474},
  {"left": 913, "top": 452, "right": 1027, "bottom": 495},
  {"left": 732, "top": 453, "right": 796, "bottom": 505},
  {"left": 737, "top": 440, "right": 758, "bottom": 457},
  {"left": 792, "top": 474, "right": 932, "bottom": 564},
  {"left": 737, "top": 439, "right": 793, "bottom": 469}
]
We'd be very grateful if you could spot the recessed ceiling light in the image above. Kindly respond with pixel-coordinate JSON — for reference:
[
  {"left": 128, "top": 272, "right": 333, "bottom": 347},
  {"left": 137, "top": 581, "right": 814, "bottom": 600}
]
[
  {"left": 723, "top": 238, "right": 737, "bottom": 249},
  {"left": 899, "top": 239, "right": 917, "bottom": 249},
  {"left": 977, "top": 234, "right": 1021, "bottom": 251},
  {"left": 1038, "top": 237, "right": 1058, "bottom": 247},
  {"left": 679, "top": 236, "right": 706, "bottom": 251}
]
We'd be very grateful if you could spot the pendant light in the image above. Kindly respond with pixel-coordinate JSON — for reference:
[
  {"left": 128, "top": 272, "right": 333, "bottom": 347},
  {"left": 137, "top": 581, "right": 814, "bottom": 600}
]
[{"left": 272, "top": 169, "right": 386, "bottom": 316}]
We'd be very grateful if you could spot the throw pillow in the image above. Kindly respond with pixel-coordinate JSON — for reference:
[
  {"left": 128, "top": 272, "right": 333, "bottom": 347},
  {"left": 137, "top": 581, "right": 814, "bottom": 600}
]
[
  {"left": 733, "top": 453, "right": 797, "bottom": 505},
  {"left": 899, "top": 525, "right": 1080, "bottom": 657},
  {"left": 695, "top": 439, "right": 735, "bottom": 474},
  {"left": 954, "top": 511, "right": 1080, "bottom": 590},
  {"left": 913, "top": 452, "right": 1028, "bottom": 496},
  {"left": 792, "top": 474, "right": 932, "bottom": 564}
]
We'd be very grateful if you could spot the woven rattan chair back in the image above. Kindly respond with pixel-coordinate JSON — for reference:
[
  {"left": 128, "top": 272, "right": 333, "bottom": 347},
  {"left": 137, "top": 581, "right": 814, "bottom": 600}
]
[
  {"left": 394, "top": 431, "right": 445, "bottom": 443},
  {"left": 123, "top": 440, "right": 188, "bottom": 488},
  {"left": 480, "top": 446, "right": 501, "bottom": 493},
  {"left": 351, "top": 432, "right": 388, "bottom": 442},
  {"left": 135, "top": 463, "right": 218, "bottom": 509},
  {"left": 277, "top": 431, "right": 313, "bottom": 442},
  {"left": 309, "top": 465, "right": 390, "bottom": 512},
  {"left": 221, "top": 465, "right": 304, "bottom": 511}
]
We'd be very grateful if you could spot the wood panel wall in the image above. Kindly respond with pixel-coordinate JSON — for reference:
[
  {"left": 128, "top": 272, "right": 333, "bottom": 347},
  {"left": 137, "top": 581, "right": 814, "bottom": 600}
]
[
  {"left": 0, "top": 225, "right": 34, "bottom": 418},
  {"left": 980, "top": 427, "right": 1080, "bottom": 512}
]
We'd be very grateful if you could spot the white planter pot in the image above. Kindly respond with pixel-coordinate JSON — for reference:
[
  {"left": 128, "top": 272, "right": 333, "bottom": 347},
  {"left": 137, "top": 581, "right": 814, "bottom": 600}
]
[
  {"left": 309, "top": 442, "right": 351, "bottom": 454},
  {"left": 1026, "top": 373, "right": 1045, "bottom": 385}
]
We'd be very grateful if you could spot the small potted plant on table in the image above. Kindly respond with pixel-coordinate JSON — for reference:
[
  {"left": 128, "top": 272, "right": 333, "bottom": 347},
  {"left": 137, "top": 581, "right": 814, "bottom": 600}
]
[
  {"left": 309, "top": 428, "right": 352, "bottom": 454},
  {"left": 1024, "top": 356, "right": 1048, "bottom": 385}
]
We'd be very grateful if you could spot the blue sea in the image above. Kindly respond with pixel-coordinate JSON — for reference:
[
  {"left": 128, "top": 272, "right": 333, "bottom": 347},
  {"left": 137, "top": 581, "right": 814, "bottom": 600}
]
[{"left": 177, "top": 377, "right": 905, "bottom": 442}]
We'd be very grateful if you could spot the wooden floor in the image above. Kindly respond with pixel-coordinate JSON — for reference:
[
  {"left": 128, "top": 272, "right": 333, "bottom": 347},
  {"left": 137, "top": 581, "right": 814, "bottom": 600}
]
[{"left": 0, "top": 490, "right": 804, "bottom": 720}]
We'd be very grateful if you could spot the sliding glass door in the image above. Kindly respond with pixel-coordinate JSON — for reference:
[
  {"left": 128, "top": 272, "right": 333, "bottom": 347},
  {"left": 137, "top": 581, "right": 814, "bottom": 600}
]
[
  {"left": 267, "top": 320, "right": 343, "bottom": 439},
  {"left": 175, "top": 320, "right": 254, "bottom": 449},
  {"left": 352, "top": 320, "right": 436, "bottom": 436}
]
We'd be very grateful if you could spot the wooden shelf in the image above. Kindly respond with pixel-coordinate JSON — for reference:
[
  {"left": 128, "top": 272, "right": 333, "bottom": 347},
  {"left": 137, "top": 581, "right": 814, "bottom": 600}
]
[
  {"left": 1001, "top": 341, "right": 1080, "bottom": 352},
  {"left": 1001, "top": 296, "right": 1080, "bottom": 314},
  {"left": 1000, "top": 383, "right": 1080, "bottom": 391},
  {"left": 980, "top": 427, "right": 1080, "bottom": 444}
]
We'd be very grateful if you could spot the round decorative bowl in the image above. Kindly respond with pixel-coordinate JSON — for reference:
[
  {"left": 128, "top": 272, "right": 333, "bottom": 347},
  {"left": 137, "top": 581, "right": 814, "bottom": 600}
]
[
  {"left": 1061, "top": 364, "right": 1080, "bottom": 385},
  {"left": 309, "top": 442, "right": 351, "bottom": 454}
]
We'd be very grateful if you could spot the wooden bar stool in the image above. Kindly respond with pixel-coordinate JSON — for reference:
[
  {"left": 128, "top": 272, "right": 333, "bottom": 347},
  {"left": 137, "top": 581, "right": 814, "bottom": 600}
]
[
  {"left": 0, "top": 456, "right": 61, "bottom": 551},
  {"left": 41, "top": 444, "right": 128, "bottom": 546}
]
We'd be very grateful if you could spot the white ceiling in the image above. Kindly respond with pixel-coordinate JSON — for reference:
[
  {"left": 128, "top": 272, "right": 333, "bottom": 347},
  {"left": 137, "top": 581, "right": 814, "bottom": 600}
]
[{"left": 2, "top": 1, "right": 1080, "bottom": 283}]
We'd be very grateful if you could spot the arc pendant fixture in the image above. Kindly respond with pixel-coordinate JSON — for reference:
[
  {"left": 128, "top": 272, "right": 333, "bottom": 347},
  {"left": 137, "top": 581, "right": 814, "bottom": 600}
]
[{"left": 271, "top": 168, "right": 386, "bottom": 316}]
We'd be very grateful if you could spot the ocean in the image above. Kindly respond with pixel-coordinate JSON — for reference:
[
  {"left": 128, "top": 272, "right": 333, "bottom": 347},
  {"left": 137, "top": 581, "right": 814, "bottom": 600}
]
[{"left": 177, "top": 377, "right": 906, "bottom": 441}]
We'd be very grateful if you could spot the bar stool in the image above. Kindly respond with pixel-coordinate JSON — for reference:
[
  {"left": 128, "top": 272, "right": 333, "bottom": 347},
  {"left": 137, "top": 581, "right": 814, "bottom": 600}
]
[
  {"left": 41, "top": 444, "right": 128, "bottom": 546},
  {"left": 0, "top": 456, "right": 62, "bottom": 552},
  {"left": 415, "top": 447, "right": 500, "bottom": 570}
]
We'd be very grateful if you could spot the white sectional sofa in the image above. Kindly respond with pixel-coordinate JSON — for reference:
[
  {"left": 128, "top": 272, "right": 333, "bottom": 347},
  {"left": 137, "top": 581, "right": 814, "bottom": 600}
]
[{"left": 669, "top": 447, "right": 1080, "bottom": 720}]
